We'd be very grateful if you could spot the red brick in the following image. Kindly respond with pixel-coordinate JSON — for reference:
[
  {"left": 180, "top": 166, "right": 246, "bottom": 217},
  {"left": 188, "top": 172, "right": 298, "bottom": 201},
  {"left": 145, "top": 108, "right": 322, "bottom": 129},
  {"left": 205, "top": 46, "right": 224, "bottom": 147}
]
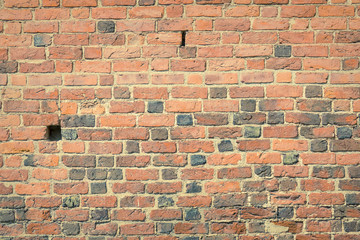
[
  {"left": 54, "top": 182, "right": 88, "bottom": 195},
  {"left": 16, "top": 183, "right": 50, "bottom": 195},
  {"left": 0, "top": 142, "right": 34, "bottom": 154},
  {"left": 208, "top": 59, "right": 245, "bottom": 71},
  {"left": 147, "top": 182, "right": 182, "bottom": 194},
  {"left": 60, "top": 21, "right": 95, "bottom": 33},
  {"left": 88, "top": 142, "right": 122, "bottom": 154},
  {"left": 82, "top": 196, "right": 117, "bottom": 208},
  {"left": 186, "top": 32, "right": 220, "bottom": 45},
  {"left": 100, "top": 115, "right": 136, "bottom": 127},
  {"left": 204, "top": 209, "right": 238, "bottom": 220},
  {"left": 293, "top": 45, "right": 328, "bottom": 57},
  {"left": 218, "top": 167, "right": 252, "bottom": 179},
  {"left": 311, "top": 18, "right": 347, "bottom": 30},
  {"left": 35, "top": 9, "right": 69, "bottom": 20},
  {"left": 281, "top": 6, "right": 316, "bottom": 17},
  {"left": 54, "top": 209, "right": 89, "bottom": 221},
  {"left": 309, "top": 193, "right": 345, "bottom": 205},
  {"left": 267, "top": 85, "right": 302, "bottom": 98},
  {"left": 83, "top": 222, "right": 118, "bottom": 236},
  {"left": 0, "top": 115, "right": 21, "bottom": 127},
  {"left": 301, "top": 179, "right": 335, "bottom": 191},
  {"left": 129, "top": 6, "right": 164, "bottom": 18},
  {"left": 266, "top": 58, "right": 301, "bottom": 70},
  {"left": 273, "top": 139, "right": 308, "bottom": 151},
  {"left": 208, "top": 127, "right": 242, "bottom": 138},
  {"left": 63, "top": 0, "right": 97, "bottom": 6},
  {"left": 301, "top": 153, "right": 336, "bottom": 165},
  {"left": 10, "top": 48, "right": 45, "bottom": 60},
  {"left": 211, "top": 222, "right": 245, "bottom": 234},
  {"left": 226, "top": 6, "right": 259, "bottom": 17},
  {"left": 319, "top": 6, "right": 355, "bottom": 17},
  {"left": 179, "top": 140, "right": 215, "bottom": 153},
  {"left": 0, "top": 170, "right": 28, "bottom": 182},
  {"left": 166, "top": 100, "right": 202, "bottom": 113},
  {"left": 11, "top": 127, "right": 47, "bottom": 140},
  {"left": 295, "top": 73, "right": 328, "bottom": 84},
  {"left": 271, "top": 193, "right": 306, "bottom": 205},
  {"left": 102, "top": 0, "right": 136, "bottom": 5},
  {"left": 120, "top": 223, "right": 154, "bottom": 235},
  {"left": 117, "top": 20, "right": 155, "bottom": 32},
  {"left": 330, "top": 45, "right": 360, "bottom": 57},
  {"left": 181, "top": 168, "right": 214, "bottom": 180},
  {"left": 112, "top": 209, "right": 146, "bottom": 221},
  {"left": 207, "top": 153, "right": 241, "bottom": 165},
  {"left": 142, "top": 142, "right": 176, "bottom": 153},
  {"left": 324, "top": 87, "right": 360, "bottom": 99},
  {"left": 26, "top": 196, "right": 62, "bottom": 208},
  {"left": 158, "top": 19, "right": 193, "bottom": 31},
  {"left": 234, "top": 45, "right": 272, "bottom": 57},
  {"left": 263, "top": 126, "right": 298, "bottom": 138},
  {"left": 114, "top": 128, "right": 149, "bottom": 140},
  {"left": 187, "top": 5, "right": 222, "bottom": 17},
  {"left": 252, "top": 19, "right": 289, "bottom": 30},
  {"left": 27, "top": 223, "right": 60, "bottom": 235},
  {"left": 296, "top": 207, "right": 332, "bottom": 218},
  {"left": 117, "top": 156, "right": 150, "bottom": 167},
  {"left": 246, "top": 152, "right": 281, "bottom": 164},
  {"left": 242, "top": 32, "right": 277, "bottom": 44},
  {"left": 203, "top": 100, "right": 239, "bottom": 112},
  {"left": 92, "top": 7, "right": 126, "bottom": 19},
  {"left": 49, "top": 47, "right": 82, "bottom": 59},
  {"left": 110, "top": 101, "right": 145, "bottom": 113},
  {"left": 32, "top": 169, "right": 67, "bottom": 181},
  {"left": 138, "top": 115, "right": 174, "bottom": 127},
  {"left": 0, "top": 9, "right": 32, "bottom": 20},
  {"left": 54, "top": 34, "right": 89, "bottom": 45},
  {"left": 19, "top": 61, "right": 55, "bottom": 73},
  {"left": 205, "top": 181, "right": 241, "bottom": 194},
  {"left": 259, "top": 99, "right": 294, "bottom": 111},
  {"left": 120, "top": 196, "right": 154, "bottom": 208},
  {"left": 237, "top": 140, "right": 271, "bottom": 151},
  {"left": 214, "top": 19, "right": 250, "bottom": 31},
  {"left": 126, "top": 169, "right": 158, "bottom": 181}
]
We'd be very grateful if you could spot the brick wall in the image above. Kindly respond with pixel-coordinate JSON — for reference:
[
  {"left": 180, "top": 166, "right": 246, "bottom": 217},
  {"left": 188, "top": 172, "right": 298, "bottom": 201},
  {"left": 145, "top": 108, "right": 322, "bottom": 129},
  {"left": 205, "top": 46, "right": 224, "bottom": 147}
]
[{"left": 0, "top": 0, "right": 360, "bottom": 239}]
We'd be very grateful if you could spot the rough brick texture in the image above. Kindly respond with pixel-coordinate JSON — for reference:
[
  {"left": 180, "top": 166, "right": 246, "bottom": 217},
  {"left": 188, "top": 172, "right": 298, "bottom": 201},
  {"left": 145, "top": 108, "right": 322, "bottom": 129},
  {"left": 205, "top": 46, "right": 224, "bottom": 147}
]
[{"left": 0, "top": 0, "right": 359, "bottom": 239}]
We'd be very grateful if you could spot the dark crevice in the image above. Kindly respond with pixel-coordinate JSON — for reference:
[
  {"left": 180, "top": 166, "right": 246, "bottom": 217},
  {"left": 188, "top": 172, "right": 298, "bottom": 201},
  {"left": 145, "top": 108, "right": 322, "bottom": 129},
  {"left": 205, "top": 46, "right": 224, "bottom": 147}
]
[
  {"left": 47, "top": 125, "right": 62, "bottom": 141},
  {"left": 181, "top": 31, "right": 186, "bottom": 47}
]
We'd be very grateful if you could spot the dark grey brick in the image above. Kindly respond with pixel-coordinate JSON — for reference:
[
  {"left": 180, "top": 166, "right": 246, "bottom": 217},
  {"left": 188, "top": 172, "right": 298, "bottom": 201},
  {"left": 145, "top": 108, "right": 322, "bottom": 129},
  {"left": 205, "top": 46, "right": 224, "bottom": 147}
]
[
  {"left": 148, "top": 101, "right": 163, "bottom": 113},
  {"left": 311, "top": 140, "right": 328, "bottom": 152},
  {"left": 157, "top": 223, "right": 173, "bottom": 234},
  {"left": 177, "top": 115, "right": 193, "bottom": 126},
  {"left": 61, "top": 115, "right": 95, "bottom": 127},
  {"left": 344, "top": 221, "right": 360, "bottom": 232},
  {"left": 69, "top": 169, "right": 85, "bottom": 180},
  {"left": 62, "top": 129, "right": 78, "bottom": 140},
  {"left": 91, "top": 209, "right": 109, "bottom": 220},
  {"left": 186, "top": 182, "right": 202, "bottom": 193},
  {"left": 158, "top": 196, "right": 174, "bottom": 208},
  {"left": 0, "top": 197, "right": 25, "bottom": 209},
  {"left": 279, "top": 179, "right": 297, "bottom": 191},
  {"left": 126, "top": 141, "right": 139, "bottom": 154},
  {"left": 244, "top": 126, "right": 261, "bottom": 138},
  {"left": 114, "top": 87, "right": 130, "bottom": 99},
  {"left": 210, "top": 88, "right": 227, "bottom": 99},
  {"left": 218, "top": 140, "right": 233, "bottom": 152},
  {"left": 34, "top": 34, "right": 51, "bottom": 47},
  {"left": 179, "top": 47, "right": 196, "bottom": 58},
  {"left": 139, "top": 0, "right": 155, "bottom": 5},
  {"left": 108, "top": 169, "right": 123, "bottom": 180},
  {"left": 183, "top": 237, "right": 199, "bottom": 240},
  {"left": 162, "top": 169, "right": 177, "bottom": 180},
  {"left": 338, "top": 127, "right": 353, "bottom": 139},
  {"left": 63, "top": 196, "right": 80, "bottom": 208},
  {"left": 62, "top": 222, "right": 80, "bottom": 235},
  {"left": 191, "top": 155, "right": 206, "bottom": 166},
  {"left": 283, "top": 153, "right": 299, "bottom": 165},
  {"left": 87, "top": 169, "right": 107, "bottom": 180},
  {"left": 248, "top": 221, "right": 265, "bottom": 233},
  {"left": 255, "top": 166, "right": 271, "bottom": 177},
  {"left": 268, "top": 112, "right": 284, "bottom": 124},
  {"left": 91, "top": 182, "right": 107, "bottom": 194},
  {"left": 312, "top": 166, "right": 345, "bottom": 179},
  {"left": 24, "top": 155, "right": 34, "bottom": 166},
  {"left": 0, "top": 61, "right": 18, "bottom": 73},
  {"left": 214, "top": 194, "right": 247, "bottom": 208},
  {"left": 241, "top": 99, "right": 256, "bottom": 112},
  {"left": 98, "top": 21, "right": 115, "bottom": 33},
  {"left": 98, "top": 156, "right": 114, "bottom": 167},
  {"left": 275, "top": 45, "right": 291, "bottom": 57},
  {"left": 277, "top": 235, "right": 294, "bottom": 240},
  {"left": 185, "top": 208, "right": 201, "bottom": 221},
  {"left": 277, "top": 207, "right": 294, "bottom": 219},
  {"left": 151, "top": 128, "right": 168, "bottom": 140},
  {"left": 349, "top": 166, "right": 360, "bottom": 178},
  {"left": 0, "top": 210, "right": 15, "bottom": 222},
  {"left": 305, "top": 86, "right": 322, "bottom": 98}
]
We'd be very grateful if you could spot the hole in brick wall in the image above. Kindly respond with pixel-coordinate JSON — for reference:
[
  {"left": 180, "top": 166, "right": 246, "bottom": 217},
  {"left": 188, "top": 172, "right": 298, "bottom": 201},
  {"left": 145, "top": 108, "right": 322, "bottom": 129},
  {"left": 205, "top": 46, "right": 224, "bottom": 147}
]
[
  {"left": 47, "top": 125, "right": 62, "bottom": 141},
  {"left": 181, "top": 31, "right": 186, "bottom": 47}
]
